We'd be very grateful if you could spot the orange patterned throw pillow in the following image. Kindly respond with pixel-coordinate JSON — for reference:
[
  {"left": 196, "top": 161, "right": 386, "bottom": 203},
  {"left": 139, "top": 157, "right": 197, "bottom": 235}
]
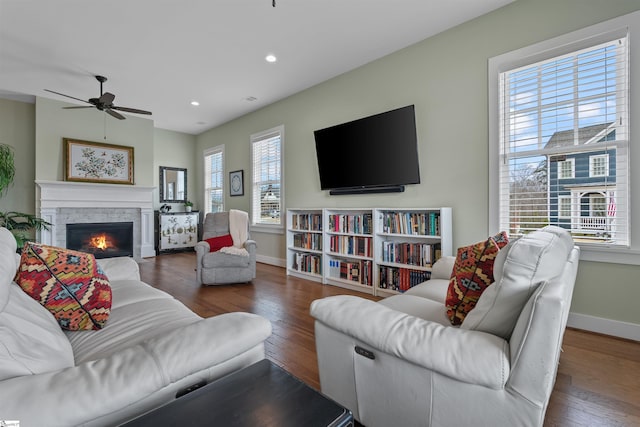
[
  {"left": 445, "top": 232, "right": 509, "bottom": 325},
  {"left": 15, "top": 242, "right": 112, "bottom": 330}
]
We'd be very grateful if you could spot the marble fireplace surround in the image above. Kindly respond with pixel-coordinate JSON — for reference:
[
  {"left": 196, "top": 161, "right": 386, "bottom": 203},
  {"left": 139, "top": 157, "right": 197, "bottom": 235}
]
[{"left": 36, "top": 180, "right": 156, "bottom": 259}]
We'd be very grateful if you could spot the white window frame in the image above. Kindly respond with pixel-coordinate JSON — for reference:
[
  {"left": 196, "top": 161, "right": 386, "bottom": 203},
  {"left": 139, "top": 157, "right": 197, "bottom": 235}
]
[
  {"left": 559, "top": 158, "right": 575, "bottom": 179},
  {"left": 203, "top": 145, "right": 224, "bottom": 215},
  {"left": 589, "top": 154, "right": 609, "bottom": 177},
  {"left": 250, "top": 125, "right": 284, "bottom": 234},
  {"left": 558, "top": 195, "right": 572, "bottom": 218},
  {"left": 489, "top": 10, "right": 640, "bottom": 265}
]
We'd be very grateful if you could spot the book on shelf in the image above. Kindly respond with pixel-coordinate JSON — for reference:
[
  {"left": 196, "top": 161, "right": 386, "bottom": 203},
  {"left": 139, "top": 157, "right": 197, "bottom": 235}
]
[
  {"left": 328, "top": 213, "right": 373, "bottom": 234},
  {"left": 329, "top": 258, "right": 373, "bottom": 286},
  {"left": 381, "top": 242, "right": 441, "bottom": 267},
  {"left": 381, "top": 211, "right": 440, "bottom": 236},
  {"left": 329, "top": 235, "right": 372, "bottom": 257},
  {"left": 378, "top": 266, "right": 431, "bottom": 292},
  {"left": 292, "top": 253, "right": 321, "bottom": 274},
  {"left": 291, "top": 213, "right": 322, "bottom": 231},
  {"left": 293, "top": 232, "right": 322, "bottom": 251}
]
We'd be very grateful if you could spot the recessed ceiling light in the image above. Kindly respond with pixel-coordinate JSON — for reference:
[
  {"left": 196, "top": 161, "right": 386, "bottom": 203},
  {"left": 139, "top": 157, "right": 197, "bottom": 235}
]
[
  {"left": 265, "top": 54, "right": 277, "bottom": 63},
  {"left": 190, "top": 101, "right": 200, "bottom": 106}
]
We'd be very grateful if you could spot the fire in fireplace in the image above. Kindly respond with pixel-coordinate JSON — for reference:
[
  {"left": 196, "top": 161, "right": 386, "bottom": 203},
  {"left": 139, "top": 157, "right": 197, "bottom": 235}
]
[{"left": 66, "top": 222, "right": 134, "bottom": 259}]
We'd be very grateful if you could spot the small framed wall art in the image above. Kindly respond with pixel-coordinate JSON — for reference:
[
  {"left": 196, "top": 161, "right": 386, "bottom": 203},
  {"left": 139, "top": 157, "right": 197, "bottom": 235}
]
[
  {"left": 64, "top": 138, "right": 134, "bottom": 185},
  {"left": 230, "top": 170, "right": 244, "bottom": 196}
]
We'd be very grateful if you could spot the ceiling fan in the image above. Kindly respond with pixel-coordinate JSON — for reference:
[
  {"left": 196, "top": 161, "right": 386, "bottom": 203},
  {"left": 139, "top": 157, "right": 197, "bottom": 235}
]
[{"left": 44, "top": 75, "right": 152, "bottom": 120}]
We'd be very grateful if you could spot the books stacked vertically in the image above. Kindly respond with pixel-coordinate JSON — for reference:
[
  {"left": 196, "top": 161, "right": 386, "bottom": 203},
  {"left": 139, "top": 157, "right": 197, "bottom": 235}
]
[
  {"left": 380, "top": 211, "right": 440, "bottom": 236},
  {"left": 293, "top": 232, "right": 322, "bottom": 251},
  {"left": 292, "top": 213, "right": 322, "bottom": 231},
  {"left": 291, "top": 253, "right": 322, "bottom": 274},
  {"left": 328, "top": 213, "right": 373, "bottom": 234},
  {"left": 378, "top": 266, "right": 431, "bottom": 292},
  {"left": 329, "top": 258, "right": 373, "bottom": 286},
  {"left": 381, "top": 242, "right": 441, "bottom": 267},
  {"left": 329, "top": 235, "right": 372, "bottom": 257}
]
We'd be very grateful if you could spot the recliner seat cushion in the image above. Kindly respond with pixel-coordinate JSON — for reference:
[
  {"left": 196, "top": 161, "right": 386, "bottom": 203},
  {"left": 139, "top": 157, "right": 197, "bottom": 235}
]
[
  {"left": 202, "top": 251, "right": 251, "bottom": 268},
  {"left": 461, "top": 226, "right": 574, "bottom": 339}
]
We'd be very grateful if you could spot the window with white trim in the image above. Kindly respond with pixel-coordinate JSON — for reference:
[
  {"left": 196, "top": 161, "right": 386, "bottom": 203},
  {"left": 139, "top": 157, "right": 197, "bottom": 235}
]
[
  {"left": 204, "top": 145, "right": 224, "bottom": 214},
  {"left": 589, "top": 154, "right": 609, "bottom": 177},
  {"left": 490, "top": 19, "right": 631, "bottom": 253},
  {"left": 558, "top": 158, "right": 575, "bottom": 179},
  {"left": 558, "top": 196, "right": 572, "bottom": 218},
  {"left": 251, "top": 125, "right": 283, "bottom": 228}
]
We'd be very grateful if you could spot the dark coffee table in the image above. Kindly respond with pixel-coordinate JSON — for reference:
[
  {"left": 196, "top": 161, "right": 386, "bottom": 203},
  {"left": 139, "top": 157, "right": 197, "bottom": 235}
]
[{"left": 121, "top": 359, "right": 353, "bottom": 427}]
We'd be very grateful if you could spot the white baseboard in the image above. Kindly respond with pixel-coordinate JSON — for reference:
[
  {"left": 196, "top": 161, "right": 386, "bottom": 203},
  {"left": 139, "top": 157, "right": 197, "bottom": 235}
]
[
  {"left": 567, "top": 312, "right": 640, "bottom": 342},
  {"left": 256, "top": 255, "right": 286, "bottom": 268}
]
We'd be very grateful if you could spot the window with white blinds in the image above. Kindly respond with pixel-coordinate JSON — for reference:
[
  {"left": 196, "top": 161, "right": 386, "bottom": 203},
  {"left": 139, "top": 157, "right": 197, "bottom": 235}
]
[
  {"left": 251, "top": 126, "right": 283, "bottom": 227},
  {"left": 204, "top": 145, "right": 224, "bottom": 214},
  {"left": 496, "top": 34, "right": 629, "bottom": 248}
]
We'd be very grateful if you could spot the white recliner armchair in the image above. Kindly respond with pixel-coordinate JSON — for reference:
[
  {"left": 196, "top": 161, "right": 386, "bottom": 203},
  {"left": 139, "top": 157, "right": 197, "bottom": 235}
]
[{"left": 310, "top": 226, "right": 579, "bottom": 427}]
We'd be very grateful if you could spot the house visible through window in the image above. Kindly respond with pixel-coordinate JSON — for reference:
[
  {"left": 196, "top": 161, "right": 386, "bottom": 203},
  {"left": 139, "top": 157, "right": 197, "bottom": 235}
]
[
  {"left": 204, "top": 146, "right": 224, "bottom": 214},
  {"left": 492, "top": 31, "right": 629, "bottom": 248},
  {"left": 590, "top": 154, "right": 609, "bottom": 177},
  {"left": 251, "top": 126, "right": 283, "bottom": 228},
  {"left": 558, "top": 159, "right": 575, "bottom": 179}
]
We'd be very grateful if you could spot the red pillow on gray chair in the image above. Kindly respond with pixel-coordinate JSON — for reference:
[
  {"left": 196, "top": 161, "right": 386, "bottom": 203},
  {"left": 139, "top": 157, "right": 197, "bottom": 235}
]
[{"left": 205, "top": 234, "right": 234, "bottom": 252}]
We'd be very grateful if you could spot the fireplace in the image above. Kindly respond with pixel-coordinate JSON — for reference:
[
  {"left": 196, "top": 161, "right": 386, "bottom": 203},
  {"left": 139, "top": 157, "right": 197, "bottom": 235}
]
[{"left": 66, "top": 222, "right": 134, "bottom": 259}]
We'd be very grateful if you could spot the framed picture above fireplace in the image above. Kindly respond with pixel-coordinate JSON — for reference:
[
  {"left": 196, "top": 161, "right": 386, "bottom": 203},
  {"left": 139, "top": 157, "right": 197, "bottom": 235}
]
[{"left": 64, "top": 138, "right": 134, "bottom": 185}]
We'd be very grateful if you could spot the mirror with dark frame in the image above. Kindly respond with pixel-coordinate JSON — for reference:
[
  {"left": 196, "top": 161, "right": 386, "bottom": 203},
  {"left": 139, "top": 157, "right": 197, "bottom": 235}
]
[{"left": 159, "top": 166, "right": 187, "bottom": 203}]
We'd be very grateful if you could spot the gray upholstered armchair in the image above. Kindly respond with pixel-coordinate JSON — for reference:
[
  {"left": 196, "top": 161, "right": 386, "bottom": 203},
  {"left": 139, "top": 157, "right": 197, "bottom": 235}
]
[{"left": 195, "top": 212, "right": 257, "bottom": 285}]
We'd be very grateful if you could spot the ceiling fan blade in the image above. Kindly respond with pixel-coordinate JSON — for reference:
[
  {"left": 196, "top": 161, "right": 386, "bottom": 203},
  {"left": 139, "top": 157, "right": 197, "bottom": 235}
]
[
  {"left": 112, "top": 106, "right": 152, "bottom": 115},
  {"left": 63, "top": 106, "right": 94, "bottom": 109},
  {"left": 99, "top": 92, "right": 116, "bottom": 105},
  {"left": 105, "top": 109, "right": 126, "bottom": 120},
  {"left": 44, "top": 89, "right": 90, "bottom": 104}
]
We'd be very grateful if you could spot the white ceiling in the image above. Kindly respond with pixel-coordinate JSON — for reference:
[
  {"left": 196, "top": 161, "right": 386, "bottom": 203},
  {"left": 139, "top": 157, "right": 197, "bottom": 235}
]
[{"left": 0, "top": 0, "right": 513, "bottom": 135}]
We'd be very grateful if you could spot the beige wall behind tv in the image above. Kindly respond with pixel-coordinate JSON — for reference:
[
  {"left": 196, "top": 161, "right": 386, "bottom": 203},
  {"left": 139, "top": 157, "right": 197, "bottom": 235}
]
[{"left": 196, "top": 0, "right": 640, "bottom": 330}]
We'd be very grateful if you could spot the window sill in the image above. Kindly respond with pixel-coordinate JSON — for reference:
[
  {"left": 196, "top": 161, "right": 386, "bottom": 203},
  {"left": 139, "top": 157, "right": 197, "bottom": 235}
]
[
  {"left": 579, "top": 245, "right": 640, "bottom": 265},
  {"left": 251, "top": 224, "right": 284, "bottom": 235}
]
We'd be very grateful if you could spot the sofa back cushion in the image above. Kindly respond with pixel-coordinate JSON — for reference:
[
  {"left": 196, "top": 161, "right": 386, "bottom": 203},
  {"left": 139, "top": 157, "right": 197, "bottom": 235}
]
[
  {"left": 16, "top": 242, "right": 112, "bottom": 330},
  {"left": 0, "top": 227, "right": 75, "bottom": 381},
  {"left": 461, "top": 226, "right": 575, "bottom": 339}
]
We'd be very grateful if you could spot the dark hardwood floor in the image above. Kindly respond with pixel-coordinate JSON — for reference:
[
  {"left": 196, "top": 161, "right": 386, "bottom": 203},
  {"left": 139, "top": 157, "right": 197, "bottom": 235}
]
[{"left": 138, "top": 252, "right": 640, "bottom": 427}]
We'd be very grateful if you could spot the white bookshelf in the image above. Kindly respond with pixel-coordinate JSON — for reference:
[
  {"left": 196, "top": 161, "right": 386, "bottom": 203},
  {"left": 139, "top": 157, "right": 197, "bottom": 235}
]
[{"left": 286, "top": 207, "right": 452, "bottom": 296}]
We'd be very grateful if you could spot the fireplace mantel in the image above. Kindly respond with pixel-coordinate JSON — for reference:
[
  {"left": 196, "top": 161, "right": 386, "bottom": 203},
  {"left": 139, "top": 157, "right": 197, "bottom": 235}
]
[{"left": 36, "top": 180, "right": 156, "bottom": 258}]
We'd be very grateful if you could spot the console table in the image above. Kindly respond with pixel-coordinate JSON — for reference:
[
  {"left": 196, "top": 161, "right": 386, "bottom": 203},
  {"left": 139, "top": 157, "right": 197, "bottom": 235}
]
[
  {"left": 121, "top": 359, "right": 353, "bottom": 426},
  {"left": 155, "top": 211, "right": 199, "bottom": 253}
]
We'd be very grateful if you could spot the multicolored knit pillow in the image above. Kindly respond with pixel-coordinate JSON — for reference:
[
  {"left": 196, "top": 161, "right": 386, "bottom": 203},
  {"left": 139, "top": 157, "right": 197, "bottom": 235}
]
[
  {"left": 445, "top": 232, "right": 509, "bottom": 325},
  {"left": 15, "top": 242, "right": 112, "bottom": 330}
]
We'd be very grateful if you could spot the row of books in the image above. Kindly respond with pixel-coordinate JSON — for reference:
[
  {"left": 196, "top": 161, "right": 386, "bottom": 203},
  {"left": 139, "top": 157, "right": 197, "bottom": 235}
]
[
  {"left": 328, "top": 259, "right": 373, "bottom": 286},
  {"left": 378, "top": 266, "right": 431, "bottom": 292},
  {"left": 291, "top": 213, "right": 322, "bottom": 231},
  {"left": 291, "top": 253, "right": 321, "bottom": 274},
  {"left": 328, "top": 213, "right": 373, "bottom": 235},
  {"left": 292, "top": 232, "right": 322, "bottom": 251},
  {"left": 380, "top": 211, "right": 440, "bottom": 236},
  {"left": 381, "top": 242, "right": 441, "bottom": 267},
  {"left": 329, "top": 235, "right": 372, "bottom": 257}
]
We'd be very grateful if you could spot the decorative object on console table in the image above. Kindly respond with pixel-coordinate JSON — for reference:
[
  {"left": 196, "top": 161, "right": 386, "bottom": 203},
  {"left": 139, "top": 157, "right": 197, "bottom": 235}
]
[
  {"left": 155, "top": 211, "right": 199, "bottom": 253},
  {"left": 229, "top": 170, "right": 244, "bottom": 196},
  {"left": 184, "top": 200, "right": 193, "bottom": 212},
  {"left": 64, "top": 138, "right": 134, "bottom": 185}
]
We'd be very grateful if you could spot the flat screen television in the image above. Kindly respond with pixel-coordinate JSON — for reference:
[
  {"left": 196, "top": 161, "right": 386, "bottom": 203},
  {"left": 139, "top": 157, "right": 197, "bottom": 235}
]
[{"left": 313, "top": 105, "right": 420, "bottom": 195}]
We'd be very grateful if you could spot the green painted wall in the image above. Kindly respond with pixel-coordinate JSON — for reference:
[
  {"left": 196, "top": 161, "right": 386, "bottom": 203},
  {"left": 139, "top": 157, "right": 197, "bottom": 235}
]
[
  {"left": 196, "top": 0, "right": 640, "bottom": 327},
  {"left": 0, "top": 98, "right": 35, "bottom": 214}
]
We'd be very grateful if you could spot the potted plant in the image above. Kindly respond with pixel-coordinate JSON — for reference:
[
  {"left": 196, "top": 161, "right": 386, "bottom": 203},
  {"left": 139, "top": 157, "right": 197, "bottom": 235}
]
[
  {"left": 0, "top": 143, "right": 50, "bottom": 249},
  {"left": 184, "top": 200, "right": 194, "bottom": 212}
]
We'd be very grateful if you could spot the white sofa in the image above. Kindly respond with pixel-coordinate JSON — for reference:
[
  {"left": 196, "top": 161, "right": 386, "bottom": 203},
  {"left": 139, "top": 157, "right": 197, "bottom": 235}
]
[
  {"left": 311, "top": 226, "right": 579, "bottom": 427},
  {"left": 0, "top": 227, "right": 272, "bottom": 427}
]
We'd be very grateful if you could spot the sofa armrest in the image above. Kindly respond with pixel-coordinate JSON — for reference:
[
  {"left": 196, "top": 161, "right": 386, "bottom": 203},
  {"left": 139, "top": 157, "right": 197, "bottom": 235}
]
[
  {"left": 0, "top": 312, "right": 272, "bottom": 427},
  {"left": 431, "top": 255, "right": 455, "bottom": 280},
  {"left": 97, "top": 256, "right": 140, "bottom": 281},
  {"left": 310, "top": 295, "right": 509, "bottom": 389}
]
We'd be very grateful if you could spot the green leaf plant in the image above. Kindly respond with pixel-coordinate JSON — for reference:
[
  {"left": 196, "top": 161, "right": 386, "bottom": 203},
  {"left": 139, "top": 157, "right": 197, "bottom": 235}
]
[{"left": 0, "top": 143, "right": 51, "bottom": 250}]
